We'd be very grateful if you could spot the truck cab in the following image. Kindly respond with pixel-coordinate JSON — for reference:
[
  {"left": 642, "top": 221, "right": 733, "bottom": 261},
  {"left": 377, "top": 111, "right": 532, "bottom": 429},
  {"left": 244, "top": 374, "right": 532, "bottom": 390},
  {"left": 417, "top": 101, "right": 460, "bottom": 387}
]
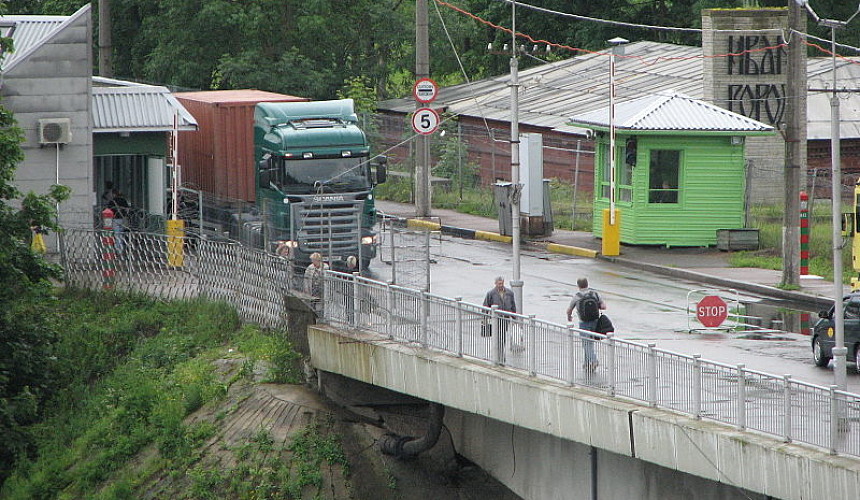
[{"left": 254, "top": 99, "right": 386, "bottom": 268}]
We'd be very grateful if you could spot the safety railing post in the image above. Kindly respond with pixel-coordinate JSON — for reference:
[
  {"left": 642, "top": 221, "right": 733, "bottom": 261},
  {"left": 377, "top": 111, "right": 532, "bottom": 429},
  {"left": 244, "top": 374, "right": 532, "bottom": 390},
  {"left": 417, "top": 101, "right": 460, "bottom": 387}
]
[
  {"left": 386, "top": 282, "right": 394, "bottom": 340},
  {"left": 419, "top": 292, "right": 428, "bottom": 348},
  {"left": 783, "top": 374, "right": 792, "bottom": 443},
  {"left": 568, "top": 325, "right": 577, "bottom": 386},
  {"left": 491, "top": 306, "right": 501, "bottom": 365},
  {"left": 830, "top": 385, "right": 839, "bottom": 455},
  {"left": 736, "top": 364, "right": 746, "bottom": 430},
  {"left": 647, "top": 343, "right": 657, "bottom": 407},
  {"left": 607, "top": 333, "right": 616, "bottom": 397},
  {"left": 455, "top": 297, "right": 463, "bottom": 357},
  {"left": 527, "top": 315, "right": 536, "bottom": 377},
  {"left": 693, "top": 355, "right": 702, "bottom": 419},
  {"left": 351, "top": 272, "right": 360, "bottom": 328}
]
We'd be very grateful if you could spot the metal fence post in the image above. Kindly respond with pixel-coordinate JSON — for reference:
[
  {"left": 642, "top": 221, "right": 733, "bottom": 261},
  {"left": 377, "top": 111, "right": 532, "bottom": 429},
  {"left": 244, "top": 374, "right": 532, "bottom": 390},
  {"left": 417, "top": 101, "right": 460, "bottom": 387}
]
[
  {"left": 420, "top": 291, "right": 429, "bottom": 348},
  {"left": 386, "top": 282, "right": 394, "bottom": 340},
  {"left": 528, "top": 315, "right": 536, "bottom": 377},
  {"left": 351, "top": 272, "right": 360, "bottom": 328},
  {"left": 455, "top": 297, "right": 463, "bottom": 357},
  {"left": 693, "top": 355, "right": 702, "bottom": 419},
  {"left": 607, "top": 333, "right": 616, "bottom": 397},
  {"left": 830, "top": 385, "right": 839, "bottom": 455},
  {"left": 491, "top": 305, "right": 501, "bottom": 365},
  {"left": 783, "top": 374, "right": 792, "bottom": 443},
  {"left": 737, "top": 364, "right": 746, "bottom": 430},
  {"left": 647, "top": 343, "right": 657, "bottom": 407},
  {"left": 568, "top": 325, "right": 577, "bottom": 385}
]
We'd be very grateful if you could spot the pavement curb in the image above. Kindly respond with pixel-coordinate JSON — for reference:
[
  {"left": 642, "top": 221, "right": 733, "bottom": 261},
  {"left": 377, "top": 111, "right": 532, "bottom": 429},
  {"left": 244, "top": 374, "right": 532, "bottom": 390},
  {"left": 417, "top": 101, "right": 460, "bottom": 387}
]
[{"left": 381, "top": 212, "right": 833, "bottom": 309}]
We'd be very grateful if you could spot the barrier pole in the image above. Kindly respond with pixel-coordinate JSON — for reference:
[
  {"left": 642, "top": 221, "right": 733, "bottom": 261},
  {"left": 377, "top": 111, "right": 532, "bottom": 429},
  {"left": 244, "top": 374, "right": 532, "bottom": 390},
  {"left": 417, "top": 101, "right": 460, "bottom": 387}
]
[{"left": 101, "top": 208, "right": 116, "bottom": 289}]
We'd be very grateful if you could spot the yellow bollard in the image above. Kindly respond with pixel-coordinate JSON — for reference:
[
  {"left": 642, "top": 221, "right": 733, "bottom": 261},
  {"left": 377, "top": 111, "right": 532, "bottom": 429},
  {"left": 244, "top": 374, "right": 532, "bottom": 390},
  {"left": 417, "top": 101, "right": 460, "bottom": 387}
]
[
  {"left": 601, "top": 208, "right": 620, "bottom": 256},
  {"left": 166, "top": 219, "right": 185, "bottom": 267}
]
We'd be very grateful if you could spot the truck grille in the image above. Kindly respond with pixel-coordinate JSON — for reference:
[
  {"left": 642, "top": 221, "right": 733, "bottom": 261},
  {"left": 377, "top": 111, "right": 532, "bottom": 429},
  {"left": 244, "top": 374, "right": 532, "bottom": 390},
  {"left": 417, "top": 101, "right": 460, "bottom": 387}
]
[{"left": 293, "top": 199, "right": 362, "bottom": 256}]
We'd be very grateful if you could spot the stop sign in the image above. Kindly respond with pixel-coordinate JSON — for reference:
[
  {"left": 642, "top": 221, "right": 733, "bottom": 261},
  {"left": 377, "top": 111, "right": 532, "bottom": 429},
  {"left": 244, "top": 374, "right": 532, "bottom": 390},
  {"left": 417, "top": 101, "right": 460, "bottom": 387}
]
[{"left": 697, "top": 295, "right": 728, "bottom": 328}]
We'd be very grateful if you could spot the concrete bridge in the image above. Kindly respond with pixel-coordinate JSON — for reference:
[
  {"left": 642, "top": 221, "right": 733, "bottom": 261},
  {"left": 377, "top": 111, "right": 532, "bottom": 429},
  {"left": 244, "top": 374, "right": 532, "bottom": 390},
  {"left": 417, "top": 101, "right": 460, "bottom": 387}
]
[
  {"left": 309, "top": 323, "right": 860, "bottom": 500},
  {"left": 308, "top": 272, "right": 860, "bottom": 500}
]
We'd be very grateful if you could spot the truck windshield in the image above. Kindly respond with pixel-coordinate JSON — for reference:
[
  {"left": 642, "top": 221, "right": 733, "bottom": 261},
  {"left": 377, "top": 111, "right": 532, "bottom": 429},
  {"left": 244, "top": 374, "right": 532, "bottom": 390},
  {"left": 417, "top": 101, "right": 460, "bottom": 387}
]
[{"left": 277, "top": 156, "right": 370, "bottom": 193}]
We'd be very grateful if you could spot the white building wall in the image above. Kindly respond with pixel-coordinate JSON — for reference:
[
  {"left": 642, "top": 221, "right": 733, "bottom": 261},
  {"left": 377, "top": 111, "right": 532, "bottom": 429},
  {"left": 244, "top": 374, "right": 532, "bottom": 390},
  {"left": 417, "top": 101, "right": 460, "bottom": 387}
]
[{"left": 2, "top": 5, "right": 93, "bottom": 248}]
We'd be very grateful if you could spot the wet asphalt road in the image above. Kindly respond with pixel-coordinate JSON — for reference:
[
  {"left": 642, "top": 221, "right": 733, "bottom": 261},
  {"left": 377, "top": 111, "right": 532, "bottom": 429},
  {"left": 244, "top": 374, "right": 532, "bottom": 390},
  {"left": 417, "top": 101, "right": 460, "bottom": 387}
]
[{"left": 365, "top": 232, "right": 860, "bottom": 393}]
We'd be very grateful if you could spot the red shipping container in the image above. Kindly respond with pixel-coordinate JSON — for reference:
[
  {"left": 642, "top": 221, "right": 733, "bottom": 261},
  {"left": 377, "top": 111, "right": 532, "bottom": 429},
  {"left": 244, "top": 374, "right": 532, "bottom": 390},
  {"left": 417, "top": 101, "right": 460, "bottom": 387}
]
[{"left": 175, "top": 90, "right": 308, "bottom": 202}]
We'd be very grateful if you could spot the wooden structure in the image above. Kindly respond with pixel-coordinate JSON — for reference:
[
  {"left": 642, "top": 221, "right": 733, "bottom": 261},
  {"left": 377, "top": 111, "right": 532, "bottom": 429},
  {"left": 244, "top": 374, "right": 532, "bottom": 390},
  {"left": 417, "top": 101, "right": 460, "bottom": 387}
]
[{"left": 569, "top": 91, "right": 774, "bottom": 247}]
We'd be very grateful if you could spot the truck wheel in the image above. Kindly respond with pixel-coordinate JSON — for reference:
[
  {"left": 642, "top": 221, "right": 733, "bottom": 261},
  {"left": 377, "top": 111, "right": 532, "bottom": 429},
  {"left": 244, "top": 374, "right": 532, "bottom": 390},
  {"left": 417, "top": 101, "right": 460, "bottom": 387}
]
[{"left": 813, "top": 336, "right": 831, "bottom": 367}]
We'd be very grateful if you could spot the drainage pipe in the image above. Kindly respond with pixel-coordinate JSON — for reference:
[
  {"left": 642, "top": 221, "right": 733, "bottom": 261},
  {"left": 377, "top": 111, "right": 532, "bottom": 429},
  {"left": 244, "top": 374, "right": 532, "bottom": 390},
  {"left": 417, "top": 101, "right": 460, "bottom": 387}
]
[{"left": 379, "top": 403, "right": 445, "bottom": 458}]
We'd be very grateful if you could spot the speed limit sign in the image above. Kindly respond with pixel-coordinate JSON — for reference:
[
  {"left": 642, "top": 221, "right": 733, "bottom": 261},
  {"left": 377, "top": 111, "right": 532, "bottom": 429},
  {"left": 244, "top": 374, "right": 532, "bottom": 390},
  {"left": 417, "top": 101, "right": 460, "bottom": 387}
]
[{"left": 412, "top": 107, "right": 440, "bottom": 135}]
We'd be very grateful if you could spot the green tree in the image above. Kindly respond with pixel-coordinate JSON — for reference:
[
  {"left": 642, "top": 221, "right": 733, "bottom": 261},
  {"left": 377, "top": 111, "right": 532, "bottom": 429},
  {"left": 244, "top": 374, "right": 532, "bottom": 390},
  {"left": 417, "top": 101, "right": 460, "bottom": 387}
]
[{"left": 0, "top": 9, "right": 70, "bottom": 481}]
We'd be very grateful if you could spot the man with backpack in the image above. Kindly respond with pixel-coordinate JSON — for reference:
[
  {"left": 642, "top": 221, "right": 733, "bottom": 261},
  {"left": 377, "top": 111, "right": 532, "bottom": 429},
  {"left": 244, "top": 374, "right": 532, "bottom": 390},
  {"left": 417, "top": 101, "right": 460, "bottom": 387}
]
[{"left": 566, "top": 277, "right": 607, "bottom": 372}]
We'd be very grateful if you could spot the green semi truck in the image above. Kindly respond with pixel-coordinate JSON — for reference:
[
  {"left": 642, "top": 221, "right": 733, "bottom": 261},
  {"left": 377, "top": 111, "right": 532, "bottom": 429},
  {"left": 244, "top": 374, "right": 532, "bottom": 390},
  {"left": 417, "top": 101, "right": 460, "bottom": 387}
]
[{"left": 253, "top": 99, "right": 386, "bottom": 269}]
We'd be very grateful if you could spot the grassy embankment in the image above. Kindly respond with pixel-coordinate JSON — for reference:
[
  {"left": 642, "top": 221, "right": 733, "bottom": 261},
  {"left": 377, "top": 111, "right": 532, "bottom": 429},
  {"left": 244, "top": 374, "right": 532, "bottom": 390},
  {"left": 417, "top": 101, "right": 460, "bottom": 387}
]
[
  {"left": 0, "top": 289, "right": 348, "bottom": 500},
  {"left": 377, "top": 178, "right": 853, "bottom": 284}
]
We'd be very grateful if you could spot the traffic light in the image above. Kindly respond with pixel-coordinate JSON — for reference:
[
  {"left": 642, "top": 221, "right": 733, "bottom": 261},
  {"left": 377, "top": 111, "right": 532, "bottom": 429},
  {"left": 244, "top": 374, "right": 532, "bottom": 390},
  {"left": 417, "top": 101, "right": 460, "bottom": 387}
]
[{"left": 625, "top": 137, "right": 637, "bottom": 166}]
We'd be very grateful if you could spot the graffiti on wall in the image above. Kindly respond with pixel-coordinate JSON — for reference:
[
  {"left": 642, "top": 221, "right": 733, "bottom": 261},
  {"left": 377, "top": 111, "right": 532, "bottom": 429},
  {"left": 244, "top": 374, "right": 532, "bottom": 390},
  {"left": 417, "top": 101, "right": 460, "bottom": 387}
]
[{"left": 725, "top": 35, "right": 787, "bottom": 126}]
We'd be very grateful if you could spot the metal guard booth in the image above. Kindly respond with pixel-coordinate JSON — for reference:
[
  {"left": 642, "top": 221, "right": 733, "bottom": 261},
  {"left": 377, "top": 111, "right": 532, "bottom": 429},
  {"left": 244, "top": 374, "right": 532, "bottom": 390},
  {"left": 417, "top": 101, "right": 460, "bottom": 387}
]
[{"left": 568, "top": 91, "right": 774, "bottom": 247}]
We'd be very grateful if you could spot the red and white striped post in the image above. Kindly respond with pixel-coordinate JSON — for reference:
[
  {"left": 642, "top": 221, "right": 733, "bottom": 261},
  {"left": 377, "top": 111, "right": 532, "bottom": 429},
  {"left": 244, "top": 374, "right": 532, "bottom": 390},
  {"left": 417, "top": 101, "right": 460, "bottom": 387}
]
[
  {"left": 101, "top": 207, "right": 116, "bottom": 289},
  {"left": 800, "top": 191, "right": 810, "bottom": 335}
]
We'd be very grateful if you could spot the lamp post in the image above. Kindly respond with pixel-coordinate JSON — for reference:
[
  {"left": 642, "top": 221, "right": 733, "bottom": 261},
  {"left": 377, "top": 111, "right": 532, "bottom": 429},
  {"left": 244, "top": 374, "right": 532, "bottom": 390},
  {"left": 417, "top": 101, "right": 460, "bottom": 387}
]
[
  {"left": 603, "top": 37, "right": 628, "bottom": 257},
  {"left": 798, "top": 0, "right": 860, "bottom": 391},
  {"left": 510, "top": 0, "right": 523, "bottom": 312}
]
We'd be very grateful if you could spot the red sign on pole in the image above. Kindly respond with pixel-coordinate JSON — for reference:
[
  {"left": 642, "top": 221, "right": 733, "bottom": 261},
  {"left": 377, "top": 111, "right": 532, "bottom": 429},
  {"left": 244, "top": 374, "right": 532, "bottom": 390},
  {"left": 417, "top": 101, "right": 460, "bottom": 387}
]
[{"left": 697, "top": 295, "right": 728, "bottom": 328}]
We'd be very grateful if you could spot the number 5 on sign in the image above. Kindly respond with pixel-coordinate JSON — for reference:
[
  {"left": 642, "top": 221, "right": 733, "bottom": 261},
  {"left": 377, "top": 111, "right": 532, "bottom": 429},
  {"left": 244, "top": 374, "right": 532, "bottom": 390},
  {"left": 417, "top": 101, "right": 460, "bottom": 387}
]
[{"left": 412, "top": 107, "right": 440, "bottom": 135}]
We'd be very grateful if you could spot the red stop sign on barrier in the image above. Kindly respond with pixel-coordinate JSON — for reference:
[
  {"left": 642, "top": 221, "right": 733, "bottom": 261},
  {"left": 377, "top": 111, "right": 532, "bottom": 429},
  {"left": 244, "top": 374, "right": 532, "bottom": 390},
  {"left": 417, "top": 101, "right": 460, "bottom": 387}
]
[{"left": 697, "top": 295, "right": 728, "bottom": 328}]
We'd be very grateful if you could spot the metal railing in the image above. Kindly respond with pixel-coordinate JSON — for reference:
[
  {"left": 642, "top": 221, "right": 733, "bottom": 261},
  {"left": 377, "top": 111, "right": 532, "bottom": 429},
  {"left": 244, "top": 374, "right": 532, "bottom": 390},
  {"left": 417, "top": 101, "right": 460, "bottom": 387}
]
[
  {"left": 60, "top": 227, "right": 860, "bottom": 458},
  {"left": 321, "top": 271, "right": 860, "bottom": 458}
]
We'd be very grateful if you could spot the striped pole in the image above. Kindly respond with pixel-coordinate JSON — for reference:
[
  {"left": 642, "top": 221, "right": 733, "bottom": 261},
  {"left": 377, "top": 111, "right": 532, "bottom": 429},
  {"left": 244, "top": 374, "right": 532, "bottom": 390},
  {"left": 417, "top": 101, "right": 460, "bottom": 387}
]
[
  {"left": 800, "top": 191, "right": 809, "bottom": 275},
  {"left": 800, "top": 191, "right": 810, "bottom": 335},
  {"left": 101, "top": 207, "right": 116, "bottom": 289}
]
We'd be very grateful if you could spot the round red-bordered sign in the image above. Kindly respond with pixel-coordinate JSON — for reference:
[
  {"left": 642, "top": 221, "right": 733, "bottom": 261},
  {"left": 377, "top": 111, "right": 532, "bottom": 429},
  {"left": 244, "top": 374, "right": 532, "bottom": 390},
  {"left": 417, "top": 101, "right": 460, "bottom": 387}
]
[
  {"left": 412, "top": 107, "right": 440, "bottom": 135},
  {"left": 696, "top": 295, "right": 728, "bottom": 328},
  {"left": 413, "top": 78, "right": 439, "bottom": 104}
]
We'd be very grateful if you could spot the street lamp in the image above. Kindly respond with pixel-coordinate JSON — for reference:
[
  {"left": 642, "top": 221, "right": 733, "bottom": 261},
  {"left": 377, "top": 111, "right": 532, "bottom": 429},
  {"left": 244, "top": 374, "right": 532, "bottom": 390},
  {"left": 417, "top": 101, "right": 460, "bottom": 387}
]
[
  {"left": 510, "top": 0, "right": 523, "bottom": 312},
  {"left": 797, "top": 0, "right": 860, "bottom": 391},
  {"left": 603, "top": 37, "right": 628, "bottom": 257}
]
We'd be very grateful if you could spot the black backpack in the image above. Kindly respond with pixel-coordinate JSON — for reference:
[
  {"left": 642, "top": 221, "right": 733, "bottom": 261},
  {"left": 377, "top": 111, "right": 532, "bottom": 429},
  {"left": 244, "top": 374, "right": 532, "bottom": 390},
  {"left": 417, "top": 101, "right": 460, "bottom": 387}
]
[{"left": 577, "top": 291, "right": 600, "bottom": 322}]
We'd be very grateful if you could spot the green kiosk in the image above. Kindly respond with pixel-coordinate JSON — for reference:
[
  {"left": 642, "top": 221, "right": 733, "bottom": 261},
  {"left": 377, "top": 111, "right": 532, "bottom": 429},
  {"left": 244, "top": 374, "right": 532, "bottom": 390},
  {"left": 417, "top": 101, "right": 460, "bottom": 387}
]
[{"left": 568, "top": 91, "right": 774, "bottom": 248}]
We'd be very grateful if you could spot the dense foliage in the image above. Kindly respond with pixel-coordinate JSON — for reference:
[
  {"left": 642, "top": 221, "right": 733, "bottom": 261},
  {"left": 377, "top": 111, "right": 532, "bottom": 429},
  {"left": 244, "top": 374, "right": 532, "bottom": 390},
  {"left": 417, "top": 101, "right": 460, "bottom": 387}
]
[
  {"left": 9, "top": 0, "right": 857, "bottom": 101},
  {"left": 0, "top": 290, "right": 303, "bottom": 497},
  {"left": 0, "top": 4, "right": 71, "bottom": 482}
]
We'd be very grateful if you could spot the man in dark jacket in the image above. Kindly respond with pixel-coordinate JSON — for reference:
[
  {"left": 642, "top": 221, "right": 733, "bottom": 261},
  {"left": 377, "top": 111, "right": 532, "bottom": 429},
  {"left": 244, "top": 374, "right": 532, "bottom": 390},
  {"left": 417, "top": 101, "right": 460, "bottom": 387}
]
[{"left": 483, "top": 276, "right": 517, "bottom": 360}]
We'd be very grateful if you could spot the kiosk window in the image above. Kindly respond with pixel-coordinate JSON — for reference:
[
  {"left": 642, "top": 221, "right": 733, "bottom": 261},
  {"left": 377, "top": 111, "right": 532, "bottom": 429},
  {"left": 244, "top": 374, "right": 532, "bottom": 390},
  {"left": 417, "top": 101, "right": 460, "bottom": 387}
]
[{"left": 649, "top": 150, "right": 680, "bottom": 204}]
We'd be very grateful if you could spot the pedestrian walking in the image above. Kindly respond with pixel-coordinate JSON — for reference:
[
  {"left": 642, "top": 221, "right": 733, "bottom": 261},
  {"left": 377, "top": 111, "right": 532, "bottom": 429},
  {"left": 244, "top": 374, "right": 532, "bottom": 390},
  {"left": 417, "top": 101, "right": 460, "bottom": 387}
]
[
  {"left": 303, "top": 253, "right": 329, "bottom": 312},
  {"left": 566, "top": 277, "right": 607, "bottom": 372},
  {"left": 483, "top": 276, "right": 517, "bottom": 360},
  {"left": 108, "top": 189, "right": 131, "bottom": 255}
]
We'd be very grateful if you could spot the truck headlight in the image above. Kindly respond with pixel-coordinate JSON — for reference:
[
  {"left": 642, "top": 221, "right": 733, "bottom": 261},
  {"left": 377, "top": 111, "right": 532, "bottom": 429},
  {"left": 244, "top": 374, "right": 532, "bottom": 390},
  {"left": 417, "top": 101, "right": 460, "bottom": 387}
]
[{"left": 361, "top": 235, "right": 376, "bottom": 245}]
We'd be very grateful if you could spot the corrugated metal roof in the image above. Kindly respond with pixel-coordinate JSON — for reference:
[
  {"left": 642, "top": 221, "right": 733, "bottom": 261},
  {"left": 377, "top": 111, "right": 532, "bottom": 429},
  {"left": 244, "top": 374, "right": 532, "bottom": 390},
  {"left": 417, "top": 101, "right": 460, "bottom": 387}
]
[
  {"left": 93, "top": 85, "right": 198, "bottom": 133},
  {"left": 379, "top": 40, "right": 859, "bottom": 139},
  {"left": 0, "top": 6, "right": 88, "bottom": 71},
  {"left": 569, "top": 90, "right": 773, "bottom": 133}
]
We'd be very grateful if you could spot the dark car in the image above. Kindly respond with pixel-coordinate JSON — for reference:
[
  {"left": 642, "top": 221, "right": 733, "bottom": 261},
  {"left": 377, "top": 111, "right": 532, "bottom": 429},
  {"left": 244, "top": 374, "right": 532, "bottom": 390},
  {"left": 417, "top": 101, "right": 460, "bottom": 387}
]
[{"left": 812, "top": 293, "right": 860, "bottom": 369}]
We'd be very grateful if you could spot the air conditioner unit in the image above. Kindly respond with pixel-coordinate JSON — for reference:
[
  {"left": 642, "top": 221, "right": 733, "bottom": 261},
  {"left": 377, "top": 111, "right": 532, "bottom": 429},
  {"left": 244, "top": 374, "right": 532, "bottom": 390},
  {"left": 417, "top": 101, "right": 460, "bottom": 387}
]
[{"left": 38, "top": 118, "right": 72, "bottom": 145}]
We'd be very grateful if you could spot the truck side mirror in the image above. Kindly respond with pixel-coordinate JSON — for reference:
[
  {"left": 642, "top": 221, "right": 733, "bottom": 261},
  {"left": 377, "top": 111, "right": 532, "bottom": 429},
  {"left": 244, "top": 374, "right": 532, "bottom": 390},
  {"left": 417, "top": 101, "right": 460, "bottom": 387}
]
[
  {"left": 842, "top": 212, "right": 855, "bottom": 237},
  {"left": 376, "top": 163, "right": 387, "bottom": 184},
  {"left": 259, "top": 159, "right": 272, "bottom": 188}
]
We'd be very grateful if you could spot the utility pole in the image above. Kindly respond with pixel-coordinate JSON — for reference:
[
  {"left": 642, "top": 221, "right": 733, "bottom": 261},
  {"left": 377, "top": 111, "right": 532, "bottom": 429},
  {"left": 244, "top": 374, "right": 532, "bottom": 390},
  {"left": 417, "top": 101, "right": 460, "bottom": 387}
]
[
  {"left": 415, "top": 0, "right": 431, "bottom": 217},
  {"left": 509, "top": 1, "right": 523, "bottom": 313},
  {"left": 98, "top": 0, "right": 113, "bottom": 77},
  {"left": 781, "top": 0, "right": 805, "bottom": 288}
]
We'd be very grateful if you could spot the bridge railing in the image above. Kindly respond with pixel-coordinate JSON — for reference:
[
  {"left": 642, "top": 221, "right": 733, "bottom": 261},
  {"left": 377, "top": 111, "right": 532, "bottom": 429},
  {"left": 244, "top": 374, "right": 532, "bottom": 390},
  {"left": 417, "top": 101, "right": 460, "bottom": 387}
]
[
  {"left": 323, "top": 270, "right": 860, "bottom": 458},
  {"left": 59, "top": 228, "right": 860, "bottom": 458}
]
